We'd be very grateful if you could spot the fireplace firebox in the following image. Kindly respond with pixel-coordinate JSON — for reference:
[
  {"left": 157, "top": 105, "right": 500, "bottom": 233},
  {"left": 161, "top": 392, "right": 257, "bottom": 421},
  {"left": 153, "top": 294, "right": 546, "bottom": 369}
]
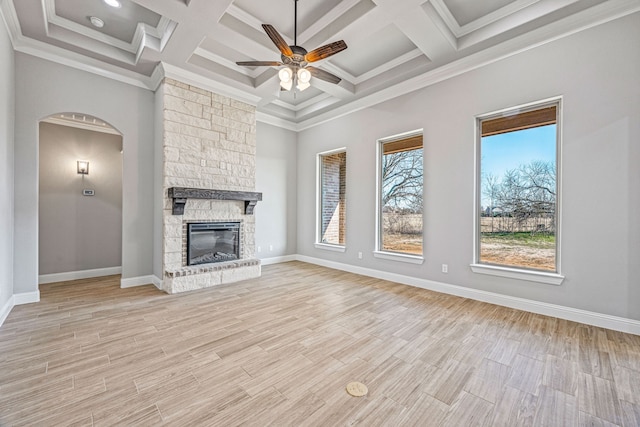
[{"left": 187, "top": 222, "right": 240, "bottom": 266}]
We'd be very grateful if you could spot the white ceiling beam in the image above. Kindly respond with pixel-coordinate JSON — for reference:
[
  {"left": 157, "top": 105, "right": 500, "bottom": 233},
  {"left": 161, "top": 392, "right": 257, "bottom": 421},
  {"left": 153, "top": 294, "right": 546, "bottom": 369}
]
[
  {"left": 457, "top": 0, "right": 583, "bottom": 49},
  {"left": 310, "top": 76, "right": 355, "bottom": 99},
  {"left": 297, "top": 0, "right": 361, "bottom": 45},
  {"left": 130, "top": 0, "right": 234, "bottom": 25},
  {"left": 393, "top": 7, "right": 456, "bottom": 61}
]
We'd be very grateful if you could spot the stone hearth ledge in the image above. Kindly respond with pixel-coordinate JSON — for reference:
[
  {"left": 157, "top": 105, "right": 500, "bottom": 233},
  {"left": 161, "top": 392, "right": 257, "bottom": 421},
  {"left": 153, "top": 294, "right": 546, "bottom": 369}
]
[
  {"left": 163, "top": 259, "right": 261, "bottom": 294},
  {"left": 165, "top": 258, "right": 260, "bottom": 278}
]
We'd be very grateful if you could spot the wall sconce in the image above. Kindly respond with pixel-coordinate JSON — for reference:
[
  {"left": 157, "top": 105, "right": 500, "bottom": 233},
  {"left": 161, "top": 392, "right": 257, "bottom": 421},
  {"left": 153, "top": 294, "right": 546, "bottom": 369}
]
[{"left": 77, "top": 160, "right": 89, "bottom": 175}]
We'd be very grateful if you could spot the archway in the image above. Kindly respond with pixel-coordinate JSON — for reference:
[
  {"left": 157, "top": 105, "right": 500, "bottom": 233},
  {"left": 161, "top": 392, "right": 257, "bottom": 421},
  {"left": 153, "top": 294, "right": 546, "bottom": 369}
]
[{"left": 38, "top": 113, "right": 123, "bottom": 284}]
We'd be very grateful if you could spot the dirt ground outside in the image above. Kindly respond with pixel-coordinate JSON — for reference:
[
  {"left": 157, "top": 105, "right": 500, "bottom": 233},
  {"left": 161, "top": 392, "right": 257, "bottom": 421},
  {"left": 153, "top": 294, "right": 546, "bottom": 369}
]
[
  {"left": 480, "top": 234, "right": 556, "bottom": 271},
  {"left": 381, "top": 214, "right": 555, "bottom": 269},
  {"left": 382, "top": 213, "right": 423, "bottom": 254},
  {"left": 382, "top": 234, "right": 422, "bottom": 255}
]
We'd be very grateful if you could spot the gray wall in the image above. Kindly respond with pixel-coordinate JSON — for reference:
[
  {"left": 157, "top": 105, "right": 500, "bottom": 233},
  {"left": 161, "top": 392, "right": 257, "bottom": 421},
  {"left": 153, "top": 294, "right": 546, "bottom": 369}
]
[
  {"left": 0, "top": 21, "right": 14, "bottom": 306},
  {"left": 14, "top": 54, "right": 155, "bottom": 294},
  {"left": 38, "top": 122, "right": 122, "bottom": 275},
  {"left": 297, "top": 14, "right": 640, "bottom": 320},
  {"left": 256, "top": 122, "right": 298, "bottom": 258},
  {"left": 153, "top": 84, "right": 164, "bottom": 280}
]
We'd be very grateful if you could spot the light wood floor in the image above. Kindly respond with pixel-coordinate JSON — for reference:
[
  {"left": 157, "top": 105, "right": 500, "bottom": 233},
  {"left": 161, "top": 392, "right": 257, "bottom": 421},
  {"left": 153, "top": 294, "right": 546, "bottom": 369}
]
[{"left": 1, "top": 262, "right": 639, "bottom": 426}]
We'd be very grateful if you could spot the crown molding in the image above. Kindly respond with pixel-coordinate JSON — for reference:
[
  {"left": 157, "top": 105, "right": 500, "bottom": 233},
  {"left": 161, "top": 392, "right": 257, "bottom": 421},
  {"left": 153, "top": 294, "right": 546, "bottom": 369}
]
[
  {"left": 158, "top": 62, "right": 262, "bottom": 105},
  {"left": 255, "top": 112, "right": 298, "bottom": 132},
  {"left": 2, "top": 0, "right": 638, "bottom": 132},
  {"left": 12, "top": 36, "right": 154, "bottom": 89},
  {"left": 0, "top": 0, "right": 20, "bottom": 47},
  {"left": 296, "top": 0, "right": 640, "bottom": 130}
]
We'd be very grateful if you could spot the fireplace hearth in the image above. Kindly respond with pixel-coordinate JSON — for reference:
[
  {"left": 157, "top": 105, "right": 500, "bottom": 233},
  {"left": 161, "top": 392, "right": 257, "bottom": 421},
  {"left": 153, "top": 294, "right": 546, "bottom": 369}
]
[{"left": 187, "top": 222, "right": 240, "bottom": 266}]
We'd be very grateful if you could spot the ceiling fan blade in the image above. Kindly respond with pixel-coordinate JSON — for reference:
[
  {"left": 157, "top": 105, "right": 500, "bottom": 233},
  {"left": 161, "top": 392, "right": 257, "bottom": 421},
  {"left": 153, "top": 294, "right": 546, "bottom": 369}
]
[
  {"left": 306, "top": 66, "right": 341, "bottom": 84},
  {"left": 236, "top": 61, "right": 283, "bottom": 67},
  {"left": 305, "top": 40, "right": 347, "bottom": 63},
  {"left": 262, "top": 24, "right": 293, "bottom": 57}
]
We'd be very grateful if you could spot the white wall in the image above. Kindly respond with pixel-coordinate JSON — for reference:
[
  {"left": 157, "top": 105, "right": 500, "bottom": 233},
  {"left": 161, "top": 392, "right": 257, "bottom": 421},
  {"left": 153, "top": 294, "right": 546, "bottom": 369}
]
[
  {"left": 0, "top": 17, "right": 14, "bottom": 313},
  {"left": 38, "top": 122, "right": 122, "bottom": 275},
  {"left": 297, "top": 14, "right": 640, "bottom": 320},
  {"left": 256, "top": 122, "right": 298, "bottom": 259},
  {"left": 14, "top": 54, "right": 155, "bottom": 294}
]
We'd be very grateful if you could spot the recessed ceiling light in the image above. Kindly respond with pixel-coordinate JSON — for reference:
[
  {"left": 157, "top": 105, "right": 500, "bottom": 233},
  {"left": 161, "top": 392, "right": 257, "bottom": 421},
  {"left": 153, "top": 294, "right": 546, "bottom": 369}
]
[
  {"left": 103, "top": 0, "right": 121, "bottom": 8},
  {"left": 89, "top": 16, "right": 105, "bottom": 28}
]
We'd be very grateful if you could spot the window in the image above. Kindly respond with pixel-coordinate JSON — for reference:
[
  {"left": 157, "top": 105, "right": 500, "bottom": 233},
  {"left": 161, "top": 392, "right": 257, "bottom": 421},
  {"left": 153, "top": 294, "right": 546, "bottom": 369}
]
[
  {"left": 317, "top": 149, "right": 346, "bottom": 250},
  {"left": 474, "top": 100, "right": 562, "bottom": 282},
  {"left": 376, "top": 130, "right": 423, "bottom": 261}
]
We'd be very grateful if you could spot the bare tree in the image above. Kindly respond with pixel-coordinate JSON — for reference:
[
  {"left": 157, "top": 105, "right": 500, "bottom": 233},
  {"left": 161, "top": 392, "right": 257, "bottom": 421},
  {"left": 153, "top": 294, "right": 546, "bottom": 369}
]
[
  {"left": 482, "top": 173, "right": 500, "bottom": 232},
  {"left": 488, "top": 160, "right": 556, "bottom": 234},
  {"left": 382, "top": 149, "right": 423, "bottom": 213}
]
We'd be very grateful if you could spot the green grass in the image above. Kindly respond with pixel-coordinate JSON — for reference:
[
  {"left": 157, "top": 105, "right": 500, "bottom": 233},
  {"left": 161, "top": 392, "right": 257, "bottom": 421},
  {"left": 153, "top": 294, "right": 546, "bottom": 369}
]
[{"left": 481, "top": 232, "right": 555, "bottom": 249}]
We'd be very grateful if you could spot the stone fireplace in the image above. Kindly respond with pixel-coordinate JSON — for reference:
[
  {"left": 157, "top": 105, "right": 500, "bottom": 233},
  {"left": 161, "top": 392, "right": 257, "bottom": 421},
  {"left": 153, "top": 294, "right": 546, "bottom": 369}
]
[{"left": 160, "top": 78, "right": 261, "bottom": 293}]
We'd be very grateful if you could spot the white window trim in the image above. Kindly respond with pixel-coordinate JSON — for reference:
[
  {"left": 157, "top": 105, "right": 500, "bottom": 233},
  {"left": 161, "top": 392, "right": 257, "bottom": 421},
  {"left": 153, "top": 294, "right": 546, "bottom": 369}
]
[
  {"left": 373, "top": 251, "right": 424, "bottom": 264},
  {"left": 315, "top": 243, "right": 347, "bottom": 253},
  {"left": 471, "top": 97, "right": 564, "bottom": 285},
  {"left": 470, "top": 263, "right": 564, "bottom": 285},
  {"left": 316, "top": 147, "right": 347, "bottom": 249},
  {"left": 375, "top": 129, "right": 424, "bottom": 260}
]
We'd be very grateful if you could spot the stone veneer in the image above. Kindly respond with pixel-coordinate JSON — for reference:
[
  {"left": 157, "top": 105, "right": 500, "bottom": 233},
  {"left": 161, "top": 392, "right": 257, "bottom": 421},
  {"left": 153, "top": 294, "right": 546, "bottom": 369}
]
[{"left": 161, "top": 78, "right": 260, "bottom": 293}]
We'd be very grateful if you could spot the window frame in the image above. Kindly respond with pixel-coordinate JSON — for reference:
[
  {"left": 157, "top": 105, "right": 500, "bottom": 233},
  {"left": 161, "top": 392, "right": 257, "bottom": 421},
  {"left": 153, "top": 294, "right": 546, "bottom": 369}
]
[
  {"left": 471, "top": 98, "right": 564, "bottom": 285},
  {"left": 315, "top": 147, "right": 347, "bottom": 252},
  {"left": 374, "top": 129, "right": 424, "bottom": 264}
]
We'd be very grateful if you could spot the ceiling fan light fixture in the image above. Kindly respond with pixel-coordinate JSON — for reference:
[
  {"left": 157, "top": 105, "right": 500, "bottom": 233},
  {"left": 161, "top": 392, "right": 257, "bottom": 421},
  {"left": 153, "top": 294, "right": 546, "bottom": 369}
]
[
  {"left": 279, "top": 67, "right": 294, "bottom": 91},
  {"left": 280, "top": 80, "right": 293, "bottom": 91},
  {"left": 296, "top": 80, "right": 311, "bottom": 91},
  {"left": 236, "top": 0, "right": 347, "bottom": 92},
  {"left": 279, "top": 67, "right": 293, "bottom": 83},
  {"left": 297, "top": 68, "right": 311, "bottom": 84}
]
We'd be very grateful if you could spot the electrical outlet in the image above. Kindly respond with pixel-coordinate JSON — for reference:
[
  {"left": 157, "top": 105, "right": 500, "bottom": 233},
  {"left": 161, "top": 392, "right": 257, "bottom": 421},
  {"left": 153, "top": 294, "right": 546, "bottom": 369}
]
[
  {"left": 269, "top": 245, "right": 273, "bottom": 251},
  {"left": 358, "top": 252, "right": 363, "bottom": 259},
  {"left": 442, "top": 264, "right": 448, "bottom": 273},
  {"left": 200, "top": 159, "right": 206, "bottom": 167},
  {"left": 257, "top": 246, "right": 261, "bottom": 253}
]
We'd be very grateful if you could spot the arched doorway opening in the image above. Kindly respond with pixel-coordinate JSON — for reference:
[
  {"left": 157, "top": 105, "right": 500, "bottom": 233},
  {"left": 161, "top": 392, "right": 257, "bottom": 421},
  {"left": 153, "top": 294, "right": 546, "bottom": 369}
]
[{"left": 38, "top": 113, "right": 123, "bottom": 284}]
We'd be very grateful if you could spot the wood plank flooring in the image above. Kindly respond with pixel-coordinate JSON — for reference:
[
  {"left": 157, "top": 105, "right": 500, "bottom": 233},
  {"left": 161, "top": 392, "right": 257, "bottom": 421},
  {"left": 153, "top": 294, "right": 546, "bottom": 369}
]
[{"left": 1, "top": 261, "right": 639, "bottom": 426}]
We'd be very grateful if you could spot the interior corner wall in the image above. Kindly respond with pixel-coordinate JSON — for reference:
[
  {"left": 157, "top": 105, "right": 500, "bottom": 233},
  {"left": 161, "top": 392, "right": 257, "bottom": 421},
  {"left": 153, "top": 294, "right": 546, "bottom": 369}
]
[
  {"left": 153, "top": 83, "right": 165, "bottom": 280},
  {"left": 255, "top": 122, "right": 297, "bottom": 258},
  {"left": 38, "top": 122, "right": 123, "bottom": 275},
  {"left": 296, "top": 13, "right": 640, "bottom": 321},
  {"left": 0, "top": 19, "right": 15, "bottom": 311},
  {"left": 14, "top": 53, "right": 155, "bottom": 294}
]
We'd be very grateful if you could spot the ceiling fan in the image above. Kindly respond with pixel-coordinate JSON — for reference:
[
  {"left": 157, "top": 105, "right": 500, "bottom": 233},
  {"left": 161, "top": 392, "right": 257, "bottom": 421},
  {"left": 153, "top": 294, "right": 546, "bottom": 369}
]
[{"left": 236, "top": 0, "right": 347, "bottom": 92}]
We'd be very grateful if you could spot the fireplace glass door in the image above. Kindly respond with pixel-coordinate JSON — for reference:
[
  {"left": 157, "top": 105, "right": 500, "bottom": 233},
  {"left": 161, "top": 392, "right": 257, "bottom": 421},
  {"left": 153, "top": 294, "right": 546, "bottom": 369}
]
[{"left": 187, "top": 222, "right": 240, "bottom": 265}]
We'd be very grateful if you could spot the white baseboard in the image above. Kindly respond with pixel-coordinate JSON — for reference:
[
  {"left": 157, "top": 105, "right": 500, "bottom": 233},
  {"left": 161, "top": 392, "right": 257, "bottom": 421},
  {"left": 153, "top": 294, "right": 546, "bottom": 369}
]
[
  {"left": 0, "top": 291, "right": 40, "bottom": 328},
  {"left": 39, "top": 266, "right": 122, "bottom": 284},
  {"left": 151, "top": 275, "right": 162, "bottom": 290},
  {"left": 14, "top": 291, "right": 40, "bottom": 305},
  {"left": 0, "top": 295, "right": 14, "bottom": 327},
  {"left": 295, "top": 255, "right": 640, "bottom": 336},
  {"left": 121, "top": 275, "right": 161, "bottom": 289},
  {"left": 260, "top": 255, "right": 297, "bottom": 266}
]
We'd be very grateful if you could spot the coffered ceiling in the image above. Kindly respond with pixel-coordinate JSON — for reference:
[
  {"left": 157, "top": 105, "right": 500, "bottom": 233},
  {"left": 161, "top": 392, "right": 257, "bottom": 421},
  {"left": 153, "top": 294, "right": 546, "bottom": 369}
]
[{"left": 1, "top": 0, "right": 638, "bottom": 129}]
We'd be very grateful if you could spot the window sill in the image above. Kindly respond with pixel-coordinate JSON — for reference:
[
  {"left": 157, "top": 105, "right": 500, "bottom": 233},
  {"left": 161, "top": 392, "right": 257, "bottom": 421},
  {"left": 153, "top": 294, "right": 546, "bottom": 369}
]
[
  {"left": 373, "top": 251, "right": 424, "bottom": 265},
  {"left": 470, "top": 263, "right": 565, "bottom": 285},
  {"left": 315, "top": 243, "right": 346, "bottom": 253}
]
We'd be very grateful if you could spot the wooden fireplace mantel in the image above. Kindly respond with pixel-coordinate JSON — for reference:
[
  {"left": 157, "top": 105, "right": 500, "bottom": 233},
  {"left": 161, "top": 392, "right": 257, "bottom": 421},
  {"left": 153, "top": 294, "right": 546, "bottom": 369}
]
[{"left": 168, "top": 187, "right": 262, "bottom": 215}]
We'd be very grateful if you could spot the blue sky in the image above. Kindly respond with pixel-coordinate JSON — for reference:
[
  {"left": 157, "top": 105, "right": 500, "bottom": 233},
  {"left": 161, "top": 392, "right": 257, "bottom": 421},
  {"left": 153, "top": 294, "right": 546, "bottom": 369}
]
[{"left": 481, "top": 124, "right": 556, "bottom": 206}]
